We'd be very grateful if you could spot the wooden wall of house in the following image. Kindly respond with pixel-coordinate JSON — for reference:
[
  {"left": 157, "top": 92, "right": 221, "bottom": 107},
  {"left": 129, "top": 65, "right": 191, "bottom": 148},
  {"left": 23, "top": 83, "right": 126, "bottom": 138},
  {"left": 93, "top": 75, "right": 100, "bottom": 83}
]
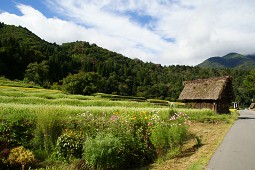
[
  {"left": 185, "top": 100, "right": 230, "bottom": 114},
  {"left": 186, "top": 101, "right": 215, "bottom": 110}
]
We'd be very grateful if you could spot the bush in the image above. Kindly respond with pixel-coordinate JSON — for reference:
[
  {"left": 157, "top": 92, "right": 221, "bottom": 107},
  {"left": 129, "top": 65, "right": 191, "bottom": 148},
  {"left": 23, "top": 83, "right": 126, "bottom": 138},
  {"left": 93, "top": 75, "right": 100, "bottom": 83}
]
[
  {"left": 0, "top": 116, "right": 35, "bottom": 149},
  {"left": 150, "top": 123, "right": 170, "bottom": 155},
  {"left": 8, "top": 146, "right": 35, "bottom": 170},
  {"left": 118, "top": 130, "right": 156, "bottom": 168},
  {"left": 55, "top": 129, "right": 85, "bottom": 161},
  {"left": 0, "top": 148, "right": 10, "bottom": 169},
  {"left": 106, "top": 111, "right": 156, "bottom": 168},
  {"left": 150, "top": 112, "right": 189, "bottom": 156}
]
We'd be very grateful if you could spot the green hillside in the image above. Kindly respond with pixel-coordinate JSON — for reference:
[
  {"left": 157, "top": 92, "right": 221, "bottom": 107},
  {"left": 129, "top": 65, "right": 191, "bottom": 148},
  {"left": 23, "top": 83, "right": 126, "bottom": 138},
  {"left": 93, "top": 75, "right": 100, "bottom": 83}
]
[
  {"left": 0, "top": 22, "right": 254, "bottom": 105},
  {"left": 197, "top": 53, "right": 255, "bottom": 69}
]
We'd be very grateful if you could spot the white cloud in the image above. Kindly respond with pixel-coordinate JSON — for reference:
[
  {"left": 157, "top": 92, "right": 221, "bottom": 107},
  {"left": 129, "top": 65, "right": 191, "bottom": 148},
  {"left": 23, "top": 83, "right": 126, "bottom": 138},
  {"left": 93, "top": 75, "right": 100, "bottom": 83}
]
[
  {"left": 0, "top": 4, "right": 88, "bottom": 43},
  {"left": 1, "top": 1, "right": 255, "bottom": 65}
]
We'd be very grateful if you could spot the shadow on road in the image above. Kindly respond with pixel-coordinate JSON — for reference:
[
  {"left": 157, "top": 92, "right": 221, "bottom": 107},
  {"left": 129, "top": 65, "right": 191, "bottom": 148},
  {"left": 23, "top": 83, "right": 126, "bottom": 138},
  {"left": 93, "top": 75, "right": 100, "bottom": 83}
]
[
  {"left": 238, "top": 117, "right": 255, "bottom": 119},
  {"left": 237, "top": 110, "right": 255, "bottom": 120}
]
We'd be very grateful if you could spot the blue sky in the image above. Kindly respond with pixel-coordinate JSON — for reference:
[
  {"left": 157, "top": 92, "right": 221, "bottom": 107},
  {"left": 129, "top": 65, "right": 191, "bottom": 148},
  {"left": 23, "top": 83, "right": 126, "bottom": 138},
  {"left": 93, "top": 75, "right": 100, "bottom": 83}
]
[
  {"left": 1, "top": 0, "right": 255, "bottom": 66},
  {"left": 1, "top": 1, "right": 50, "bottom": 17}
]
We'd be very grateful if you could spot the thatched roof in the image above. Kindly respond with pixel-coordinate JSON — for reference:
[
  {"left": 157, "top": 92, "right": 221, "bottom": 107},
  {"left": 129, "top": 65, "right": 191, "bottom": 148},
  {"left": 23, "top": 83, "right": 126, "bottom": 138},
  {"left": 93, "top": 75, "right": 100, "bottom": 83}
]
[{"left": 178, "top": 76, "right": 232, "bottom": 101}]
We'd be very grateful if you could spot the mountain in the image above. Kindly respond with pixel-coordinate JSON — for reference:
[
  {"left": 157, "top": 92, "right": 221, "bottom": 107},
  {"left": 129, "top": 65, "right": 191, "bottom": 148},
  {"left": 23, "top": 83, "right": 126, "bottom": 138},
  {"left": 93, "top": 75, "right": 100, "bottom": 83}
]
[
  {"left": 0, "top": 22, "right": 57, "bottom": 79},
  {"left": 0, "top": 22, "right": 252, "bottom": 103},
  {"left": 0, "top": 22, "right": 182, "bottom": 99},
  {"left": 197, "top": 53, "right": 255, "bottom": 69}
]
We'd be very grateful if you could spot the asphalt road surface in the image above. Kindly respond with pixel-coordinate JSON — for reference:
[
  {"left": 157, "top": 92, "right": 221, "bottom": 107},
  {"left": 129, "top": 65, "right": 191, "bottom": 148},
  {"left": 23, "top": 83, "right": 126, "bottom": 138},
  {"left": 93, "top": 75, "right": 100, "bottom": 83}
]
[{"left": 206, "top": 110, "right": 255, "bottom": 170}]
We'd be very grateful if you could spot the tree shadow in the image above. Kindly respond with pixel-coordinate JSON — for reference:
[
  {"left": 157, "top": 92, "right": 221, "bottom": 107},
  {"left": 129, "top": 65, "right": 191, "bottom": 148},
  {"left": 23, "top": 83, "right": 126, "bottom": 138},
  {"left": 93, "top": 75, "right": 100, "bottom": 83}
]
[
  {"left": 238, "top": 116, "right": 255, "bottom": 120},
  {"left": 177, "top": 144, "right": 203, "bottom": 159}
]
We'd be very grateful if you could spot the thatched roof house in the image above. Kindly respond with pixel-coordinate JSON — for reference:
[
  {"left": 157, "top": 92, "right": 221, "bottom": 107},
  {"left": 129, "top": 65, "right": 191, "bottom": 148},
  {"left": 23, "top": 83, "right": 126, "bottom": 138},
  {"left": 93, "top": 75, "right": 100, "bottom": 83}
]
[{"left": 179, "top": 76, "right": 234, "bottom": 113}]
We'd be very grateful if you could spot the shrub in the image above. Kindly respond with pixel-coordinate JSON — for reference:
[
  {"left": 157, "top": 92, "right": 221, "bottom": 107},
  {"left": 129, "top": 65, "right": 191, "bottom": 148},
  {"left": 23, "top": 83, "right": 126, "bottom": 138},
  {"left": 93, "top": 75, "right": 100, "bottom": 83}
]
[
  {"left": 106, "top": 111, "right": 156, "bottom": 168},
  {"left": 0, "top": 148, "right": 10, "bottom": 169},
  {"left": 0, "top": 116, "right": 35, "bottom": 149},
  {"left": 8, "top": 146, "right": 35, "bottom": 170},
  {"left": 168, "top": 124, "right": 188, "bottom": 148},
  {"left": 150, "top": 112, "right": 189, "bottom": 156},
  {"left": 118, "top": 129, "right": 156, "bottom": 168},
  {"left": 150, "top": 123, "right": 170, "bottom": 155},
  {"left": 83, "top": 132, "right": 124, "bottom": 169},
  {"left": 0, "top": 113, "right": 35, "bottom": 168},
  {"left": 55, "top": 129, "right": 85, "bottom": 161}
]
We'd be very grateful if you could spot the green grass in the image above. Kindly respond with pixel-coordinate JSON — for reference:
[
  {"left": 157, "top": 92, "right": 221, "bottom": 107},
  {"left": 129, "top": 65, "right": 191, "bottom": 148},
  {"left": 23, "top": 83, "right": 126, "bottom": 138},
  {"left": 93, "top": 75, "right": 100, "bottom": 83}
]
[
  {"left": 0, "top": 85, "right": 169, "bottom": 108},
  {"left": 0, "top": 84, "right": 237, "bottom": 120},
  {"left": 0, "top": 76, "right": 41, "bottom": 88},
  {"left": 188, "top": 162, "right": 204, "bottom": 170},
  {"left": 0, "top": 78, "right": 238, "bottom": 170}
]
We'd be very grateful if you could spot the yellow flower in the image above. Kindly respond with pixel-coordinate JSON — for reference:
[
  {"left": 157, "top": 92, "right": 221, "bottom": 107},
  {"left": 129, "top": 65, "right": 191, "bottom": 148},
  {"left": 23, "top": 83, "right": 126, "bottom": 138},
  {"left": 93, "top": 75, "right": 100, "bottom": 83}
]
[
  {"left": 131, "top": 116, "right": 136, "bottom": 120},
  {"left": 141, "top": 111, "right": 147, "bottom": 115}
]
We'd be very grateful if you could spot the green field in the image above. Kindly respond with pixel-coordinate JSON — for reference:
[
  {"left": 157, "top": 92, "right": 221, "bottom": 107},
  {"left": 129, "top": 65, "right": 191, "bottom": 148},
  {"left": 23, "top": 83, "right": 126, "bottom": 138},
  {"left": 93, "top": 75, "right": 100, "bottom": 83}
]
[{"left": 0, "top": 78, "right": 237, "bottom": 170}]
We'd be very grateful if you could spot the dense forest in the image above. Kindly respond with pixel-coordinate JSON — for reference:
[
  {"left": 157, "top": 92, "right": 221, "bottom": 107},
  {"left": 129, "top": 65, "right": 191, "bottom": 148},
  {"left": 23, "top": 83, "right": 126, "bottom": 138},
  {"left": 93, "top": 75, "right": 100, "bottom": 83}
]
[{"left": 0, "top": 22, "right": 254, "bottom": 106}]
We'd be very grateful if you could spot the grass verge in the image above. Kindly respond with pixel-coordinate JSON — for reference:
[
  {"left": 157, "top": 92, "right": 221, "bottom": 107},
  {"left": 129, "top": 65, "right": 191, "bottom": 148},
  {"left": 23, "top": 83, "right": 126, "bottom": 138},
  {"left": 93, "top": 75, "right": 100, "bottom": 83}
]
[{"left": 151, "top": 120, "right": 235, "bottom": 170}]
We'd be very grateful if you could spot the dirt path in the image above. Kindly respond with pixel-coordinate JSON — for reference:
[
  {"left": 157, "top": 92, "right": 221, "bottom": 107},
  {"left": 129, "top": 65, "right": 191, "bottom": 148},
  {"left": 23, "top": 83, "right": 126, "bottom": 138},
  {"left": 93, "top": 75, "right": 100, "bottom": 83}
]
[{"left": 206, "top": 110, "right": 255, "bottom": 170}]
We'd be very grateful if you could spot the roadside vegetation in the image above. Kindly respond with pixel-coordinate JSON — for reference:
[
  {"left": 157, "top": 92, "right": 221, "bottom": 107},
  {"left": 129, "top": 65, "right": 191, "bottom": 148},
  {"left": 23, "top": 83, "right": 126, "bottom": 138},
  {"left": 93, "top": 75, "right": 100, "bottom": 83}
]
[{"left": 0, "top": 79, "right": 238, "bottom": 170}]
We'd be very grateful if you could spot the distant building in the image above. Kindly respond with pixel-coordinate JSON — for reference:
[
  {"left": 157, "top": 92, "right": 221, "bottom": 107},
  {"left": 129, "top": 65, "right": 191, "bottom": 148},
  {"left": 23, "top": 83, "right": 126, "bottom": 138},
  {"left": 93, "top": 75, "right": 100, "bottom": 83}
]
[
  {"left": 178, "top": 76, "right": 234, "bottom": 113},
  {"left": 232, "top": 102, "right": 239, "bottom": 109},
  {"left": 249, "top": 103, "right": 255, "bottom": 110}
]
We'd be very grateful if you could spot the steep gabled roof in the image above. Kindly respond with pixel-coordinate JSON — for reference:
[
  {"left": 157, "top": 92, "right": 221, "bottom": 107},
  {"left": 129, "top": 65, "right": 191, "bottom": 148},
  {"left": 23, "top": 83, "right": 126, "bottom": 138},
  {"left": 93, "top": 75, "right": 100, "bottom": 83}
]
[{"left": 178, "top": 76, "right": 232, "bottom": 100}]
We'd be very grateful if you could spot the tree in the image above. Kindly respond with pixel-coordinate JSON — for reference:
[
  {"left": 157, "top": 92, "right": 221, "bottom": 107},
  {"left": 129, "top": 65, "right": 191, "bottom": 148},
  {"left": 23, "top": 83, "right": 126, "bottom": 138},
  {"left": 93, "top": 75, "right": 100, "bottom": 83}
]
[
  {"left": 62, "top": 72, "right": 102, "bottom": 95},
  {"left": 24, "top": 60, "right": 49, "bottom": 87},
  {"left": 243, "top": 69, "right": 255, "bottom": 101}
]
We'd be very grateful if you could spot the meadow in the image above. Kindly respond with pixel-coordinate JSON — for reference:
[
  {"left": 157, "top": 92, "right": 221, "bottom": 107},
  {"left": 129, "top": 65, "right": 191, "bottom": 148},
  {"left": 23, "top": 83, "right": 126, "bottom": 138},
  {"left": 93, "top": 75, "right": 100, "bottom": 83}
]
[{"left": 0, "top": 78, "right": 238, "bottom": 170}]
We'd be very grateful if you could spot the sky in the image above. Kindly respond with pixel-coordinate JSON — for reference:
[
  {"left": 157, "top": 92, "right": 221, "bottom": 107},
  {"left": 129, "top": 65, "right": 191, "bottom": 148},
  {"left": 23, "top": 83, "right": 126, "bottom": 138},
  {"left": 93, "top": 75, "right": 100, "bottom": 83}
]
[{"left": 1, "top": 0, "right": 255, "bottom": 66}]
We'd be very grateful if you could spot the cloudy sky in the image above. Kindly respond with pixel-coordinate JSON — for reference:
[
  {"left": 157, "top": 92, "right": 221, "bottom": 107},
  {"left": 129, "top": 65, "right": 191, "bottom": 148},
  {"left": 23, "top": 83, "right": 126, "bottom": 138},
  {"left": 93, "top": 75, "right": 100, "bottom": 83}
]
[{"left": 0, "top": 0, "right": 255, "bottom": 66}]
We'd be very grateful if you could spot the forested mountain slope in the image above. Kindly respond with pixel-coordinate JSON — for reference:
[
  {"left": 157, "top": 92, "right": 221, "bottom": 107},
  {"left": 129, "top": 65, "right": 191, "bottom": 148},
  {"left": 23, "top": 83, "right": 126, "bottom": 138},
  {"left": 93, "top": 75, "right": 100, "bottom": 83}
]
[
  {"left": 197, "top": 53, "right": 255, "bottom": 69},
  {"left": 0, "top": 22, "right": 253, "bottom": 105}
]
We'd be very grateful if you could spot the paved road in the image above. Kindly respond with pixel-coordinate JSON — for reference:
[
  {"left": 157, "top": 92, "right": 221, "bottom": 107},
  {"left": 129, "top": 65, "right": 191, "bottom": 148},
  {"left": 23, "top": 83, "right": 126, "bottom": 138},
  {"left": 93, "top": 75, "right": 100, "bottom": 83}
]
[{"left": 206, "top": 110, "right": 255, "bottom": 170}]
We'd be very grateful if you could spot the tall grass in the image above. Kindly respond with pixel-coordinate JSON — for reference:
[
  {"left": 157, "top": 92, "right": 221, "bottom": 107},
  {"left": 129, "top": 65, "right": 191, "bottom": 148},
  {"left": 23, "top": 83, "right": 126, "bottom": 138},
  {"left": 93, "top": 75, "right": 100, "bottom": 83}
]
[
  {"left": 0, "top": 80, "right": 238, "bottom": 169},
  {"left": 33, "top": 108, "right": 64, "bottom": 156},
  {"left": 0, "top": 86, "right": 168, "bottom": 108},
  {"left": 0, "top": 96, "right": 166, "bottom": 108},
  {"left": 0, "top": 105, "right": 236, "bottom": 123},
  {"left": 0, "top": 76, "right": 41, "bottom": 88}
]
